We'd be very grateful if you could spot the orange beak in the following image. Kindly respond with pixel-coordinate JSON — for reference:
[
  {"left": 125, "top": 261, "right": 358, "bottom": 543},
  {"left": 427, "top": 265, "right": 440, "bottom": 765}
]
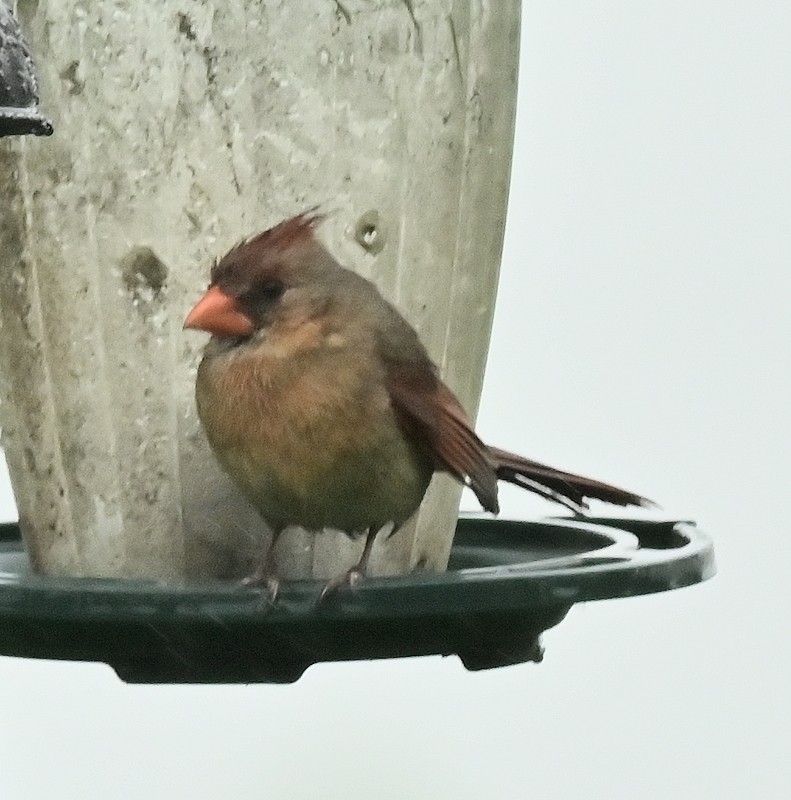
[{"left": 183, "top": 285, "right": 255, "bottom": 338}]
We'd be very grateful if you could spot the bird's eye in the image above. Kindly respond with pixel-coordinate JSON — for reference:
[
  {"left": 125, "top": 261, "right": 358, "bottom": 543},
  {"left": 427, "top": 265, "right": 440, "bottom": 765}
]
[{"left": 248, "top": 280, "right": 285, "bottom": 304}]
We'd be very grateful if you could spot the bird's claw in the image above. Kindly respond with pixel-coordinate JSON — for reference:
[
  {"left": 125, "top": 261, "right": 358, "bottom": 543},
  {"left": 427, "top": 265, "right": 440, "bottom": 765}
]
[
  {"left": 239, "top": 572, "right": 280, "bottom": 606},
  {"left": 317, "top": 566, "right": 365, "bottom": 604}
]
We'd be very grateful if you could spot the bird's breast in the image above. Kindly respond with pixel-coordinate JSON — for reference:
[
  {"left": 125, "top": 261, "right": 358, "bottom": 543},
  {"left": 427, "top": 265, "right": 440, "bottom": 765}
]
[{"left": 195, "top": 333, "right": 432, "bottom": 531}]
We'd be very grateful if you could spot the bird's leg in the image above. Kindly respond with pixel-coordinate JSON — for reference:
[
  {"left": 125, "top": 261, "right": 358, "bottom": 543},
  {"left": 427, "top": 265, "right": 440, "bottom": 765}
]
[
  {"left": 318, "top": 523, "right": 387, "bottom": 602},
  {"left": 240, "top": 525, "right": 284, "bottom": 603}
]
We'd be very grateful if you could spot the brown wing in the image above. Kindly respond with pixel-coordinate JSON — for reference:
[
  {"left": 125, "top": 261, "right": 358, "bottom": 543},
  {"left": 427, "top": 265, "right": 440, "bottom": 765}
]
[
  {"left": 384, "top": 361, "right": 500, "bottom": 514},
  {"left": 372, "top": 285, "right": 651, "bottom": 517}
]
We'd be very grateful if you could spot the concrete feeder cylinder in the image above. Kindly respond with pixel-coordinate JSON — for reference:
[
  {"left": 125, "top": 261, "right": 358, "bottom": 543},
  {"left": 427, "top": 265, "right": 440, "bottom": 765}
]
[{"left": 0, "top": 2, "right": 520, "bottom": 583}]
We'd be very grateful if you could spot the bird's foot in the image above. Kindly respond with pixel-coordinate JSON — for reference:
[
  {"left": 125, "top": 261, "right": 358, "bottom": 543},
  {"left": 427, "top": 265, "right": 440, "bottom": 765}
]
[
  {"left": 239, "top": 570, "right": 281, "bottom": 605},
  {"left": 317, "top": 566, "right": 365, "bottom": 604}
]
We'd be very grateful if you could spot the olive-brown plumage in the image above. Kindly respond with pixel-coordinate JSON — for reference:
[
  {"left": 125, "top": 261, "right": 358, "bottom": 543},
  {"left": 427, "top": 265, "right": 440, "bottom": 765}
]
[{"left": 185, "top": 213, "right": 652, "bottom": 594}]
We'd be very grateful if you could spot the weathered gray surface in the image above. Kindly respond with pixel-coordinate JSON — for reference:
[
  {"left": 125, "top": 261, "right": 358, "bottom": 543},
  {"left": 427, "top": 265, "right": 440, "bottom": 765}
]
[{"left": 0, "top": 0, "right": 520, "bottom": 581}]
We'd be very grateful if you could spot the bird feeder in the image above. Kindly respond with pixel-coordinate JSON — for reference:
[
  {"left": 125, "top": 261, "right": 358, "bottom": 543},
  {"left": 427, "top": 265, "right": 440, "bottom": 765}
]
[
  {"left": 0, "top": 516, "right": 713, "bottom": 681},
  {"left": 0, "top": 0, "right": 521, "bottom": 584},
  {"left": 0, "top": 1, "right": 715, "bottom": 680}
]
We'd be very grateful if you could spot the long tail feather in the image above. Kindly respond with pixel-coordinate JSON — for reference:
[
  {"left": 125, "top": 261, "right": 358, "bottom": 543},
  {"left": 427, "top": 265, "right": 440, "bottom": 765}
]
[{"left": 488, "top": 446, "right": 654, "bottom": 515}]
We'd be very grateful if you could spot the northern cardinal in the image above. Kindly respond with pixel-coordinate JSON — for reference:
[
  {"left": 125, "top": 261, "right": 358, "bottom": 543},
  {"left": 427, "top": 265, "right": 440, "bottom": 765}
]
[{"left": 184, "top": 212, "right": 651, "bottom": 597}]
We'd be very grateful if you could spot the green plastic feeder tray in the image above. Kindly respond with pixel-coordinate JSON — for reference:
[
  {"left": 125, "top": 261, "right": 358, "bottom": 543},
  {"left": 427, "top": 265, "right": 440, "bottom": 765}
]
[{"left": 0, "top": 516, "right": 714, "bottom": 683}]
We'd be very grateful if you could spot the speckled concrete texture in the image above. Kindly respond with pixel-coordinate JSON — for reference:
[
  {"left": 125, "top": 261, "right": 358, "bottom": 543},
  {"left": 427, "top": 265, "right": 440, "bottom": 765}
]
[{"left": 0, "top": 1, "right": 519, "bottom": 581}]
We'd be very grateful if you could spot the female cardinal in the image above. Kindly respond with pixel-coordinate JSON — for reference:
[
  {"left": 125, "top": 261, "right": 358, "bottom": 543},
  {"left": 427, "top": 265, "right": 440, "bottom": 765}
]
[{"left": 184, "top": 212, "right": 651, "bottom": 597}]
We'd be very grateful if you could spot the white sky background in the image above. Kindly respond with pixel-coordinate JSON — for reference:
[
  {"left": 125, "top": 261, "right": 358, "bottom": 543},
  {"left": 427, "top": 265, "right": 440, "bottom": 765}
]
[{"left": 1, "top": 1, "right": 790, "bottom": 798}]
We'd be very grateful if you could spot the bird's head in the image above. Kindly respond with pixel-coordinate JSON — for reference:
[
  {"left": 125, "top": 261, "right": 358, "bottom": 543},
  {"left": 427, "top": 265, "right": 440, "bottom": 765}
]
[{"left": 184, "top": 211, "right": 334, "bottom": 339}]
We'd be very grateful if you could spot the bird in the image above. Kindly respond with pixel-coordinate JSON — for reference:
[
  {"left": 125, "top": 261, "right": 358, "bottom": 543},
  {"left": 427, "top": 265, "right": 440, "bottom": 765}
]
[{"left": 184, "top": 211, "right": 652, "bottom": 598}]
